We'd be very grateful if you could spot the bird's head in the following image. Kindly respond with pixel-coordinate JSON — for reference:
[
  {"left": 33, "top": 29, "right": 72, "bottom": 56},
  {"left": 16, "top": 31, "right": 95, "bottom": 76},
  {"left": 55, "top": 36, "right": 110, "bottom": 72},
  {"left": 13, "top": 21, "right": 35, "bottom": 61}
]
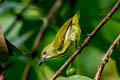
[
  {"left": 38, "top": 43, "right": 55, "bottom": 66},
  {"left": 38, "top": 51, "right": 47, "bottom": 66}
]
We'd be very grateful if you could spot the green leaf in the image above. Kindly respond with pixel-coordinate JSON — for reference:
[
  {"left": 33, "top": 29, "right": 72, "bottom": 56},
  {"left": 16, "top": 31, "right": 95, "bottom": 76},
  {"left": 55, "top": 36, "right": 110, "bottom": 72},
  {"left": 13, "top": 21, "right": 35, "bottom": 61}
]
[
  {"left": 19, "top": 17, "right": 42, "bottom": 36},
  {"left": 57, "top": 75, "right": 93, "bottom": 80}
]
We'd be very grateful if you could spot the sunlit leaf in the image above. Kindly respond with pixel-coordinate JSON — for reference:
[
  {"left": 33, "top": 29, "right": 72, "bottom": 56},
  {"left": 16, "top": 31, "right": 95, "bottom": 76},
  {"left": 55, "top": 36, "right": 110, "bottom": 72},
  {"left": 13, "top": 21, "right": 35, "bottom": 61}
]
[{"left": 57, "top": 75, "right": 93, "bottom": 80}]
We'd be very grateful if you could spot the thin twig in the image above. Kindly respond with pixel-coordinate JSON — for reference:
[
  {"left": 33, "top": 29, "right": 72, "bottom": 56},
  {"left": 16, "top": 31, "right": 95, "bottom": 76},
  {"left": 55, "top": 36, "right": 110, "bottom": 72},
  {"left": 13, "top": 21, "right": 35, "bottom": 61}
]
[
  {"left": 22, "top": 64, "right": 31, "bottom": 80},
  {"left": 51, "top": 0, "right": 120, "bottom": 80},
  {"left": 22, "top": 0, "right": 62, "bottom": 80},
  {"left": 4, "top": 3, "right": 30, "bottom": 36},
  {"left": 94, "top": 34, "right": 120, "bottom": 80}
]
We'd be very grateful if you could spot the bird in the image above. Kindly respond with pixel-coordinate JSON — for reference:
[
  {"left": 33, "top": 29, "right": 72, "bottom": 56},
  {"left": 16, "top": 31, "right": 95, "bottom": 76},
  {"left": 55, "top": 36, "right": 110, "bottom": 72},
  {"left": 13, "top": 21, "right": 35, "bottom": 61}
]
[{"left": 38, "top": 11, "right": 81, "bottom": 66}]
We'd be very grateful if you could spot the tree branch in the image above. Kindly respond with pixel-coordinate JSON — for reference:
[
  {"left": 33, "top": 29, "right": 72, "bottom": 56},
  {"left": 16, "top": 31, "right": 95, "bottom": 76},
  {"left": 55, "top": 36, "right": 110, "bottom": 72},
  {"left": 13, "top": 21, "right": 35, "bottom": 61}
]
[
  {"left": 0, "top": 25, "right": 19, "bottom": 80},
  {"left": 0, "top": 25, "right": 9, "bottom": 61},
  {"left": 22, "top": 0, "right": 62, "bottom": 80},
  {"left": 51, "top": 0, "right": 120, "bottom": 80},
  {"left": 94, "top": 34, "right": 120, "bottom": 80},
  {"left": 22, "top": 64, "right": 31, "bottom": 80}
]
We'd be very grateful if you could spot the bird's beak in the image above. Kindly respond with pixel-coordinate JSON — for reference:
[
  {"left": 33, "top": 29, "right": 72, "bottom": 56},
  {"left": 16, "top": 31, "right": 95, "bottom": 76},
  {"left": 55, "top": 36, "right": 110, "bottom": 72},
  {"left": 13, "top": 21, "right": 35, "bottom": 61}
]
[{"left": 38, "top": 57, "right": 46, "bottom": 66}]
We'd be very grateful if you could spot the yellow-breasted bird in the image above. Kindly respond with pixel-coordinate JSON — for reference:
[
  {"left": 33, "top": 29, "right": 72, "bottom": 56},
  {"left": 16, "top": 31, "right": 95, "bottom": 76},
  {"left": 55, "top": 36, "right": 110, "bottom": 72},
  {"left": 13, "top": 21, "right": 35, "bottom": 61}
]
[{"left": 38, "top": 11, "right": 81, "bottom": 66}]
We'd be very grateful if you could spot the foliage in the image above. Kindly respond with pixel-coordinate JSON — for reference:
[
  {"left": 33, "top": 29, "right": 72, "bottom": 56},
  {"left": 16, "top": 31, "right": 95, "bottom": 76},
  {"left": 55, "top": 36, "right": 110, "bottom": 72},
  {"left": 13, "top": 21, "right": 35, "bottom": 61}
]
[
  {"left": 0, "top": 0, "right": 120, "bottom": 80},
  {"left": 57, "top": 75, "right": 93, "bottom": 80}
]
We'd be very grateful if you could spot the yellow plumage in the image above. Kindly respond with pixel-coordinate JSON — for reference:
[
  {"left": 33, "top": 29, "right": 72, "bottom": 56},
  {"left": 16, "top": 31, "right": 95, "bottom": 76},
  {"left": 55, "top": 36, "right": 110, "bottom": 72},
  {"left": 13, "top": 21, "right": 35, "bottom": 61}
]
[{"left": 38, "top": 11, "right": 81, "bottom": 65}]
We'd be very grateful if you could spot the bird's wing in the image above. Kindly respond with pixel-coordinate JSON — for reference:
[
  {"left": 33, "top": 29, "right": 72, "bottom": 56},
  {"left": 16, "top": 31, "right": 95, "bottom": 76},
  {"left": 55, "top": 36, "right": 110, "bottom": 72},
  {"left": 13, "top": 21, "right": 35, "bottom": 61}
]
[
  {"left": 53, "top": 18, "right": 72, "bottom": 50},
  {"left": 56, "top": 24, "right": 81, "bottom": 55},
  {"left": 56, "top": 25, "right": 72, "bottom": 54},
  {"left": 55, "top": 11, "right": 81, "bottom": 54}
]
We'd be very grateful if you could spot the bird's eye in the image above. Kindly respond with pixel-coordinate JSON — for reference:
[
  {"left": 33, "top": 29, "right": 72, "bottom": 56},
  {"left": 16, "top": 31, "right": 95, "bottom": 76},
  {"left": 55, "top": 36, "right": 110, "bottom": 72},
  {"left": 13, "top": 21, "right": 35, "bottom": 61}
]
[{"left": 43, "top": 51, "right": 47, "bottom": 55}]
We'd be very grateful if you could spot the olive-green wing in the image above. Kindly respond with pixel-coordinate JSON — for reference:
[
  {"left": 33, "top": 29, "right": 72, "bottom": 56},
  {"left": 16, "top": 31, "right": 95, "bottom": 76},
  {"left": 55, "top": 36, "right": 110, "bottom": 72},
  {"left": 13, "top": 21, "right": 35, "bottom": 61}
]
[
  {"left": 53, "top": 18, "right": 72, "bottom": 50},
  {"left": 53, "top": 11, "right": 80, "bottom": 51},
  {"left": 54, "top": 11, "right": 81, "bottom": 55}
]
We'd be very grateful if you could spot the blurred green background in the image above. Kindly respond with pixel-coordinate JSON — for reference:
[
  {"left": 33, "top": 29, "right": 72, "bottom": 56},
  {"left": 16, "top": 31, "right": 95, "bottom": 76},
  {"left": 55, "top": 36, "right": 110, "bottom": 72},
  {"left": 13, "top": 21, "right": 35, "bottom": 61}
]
[{"left": 0, "top": 0, "right": 120, "bottom": 80}]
